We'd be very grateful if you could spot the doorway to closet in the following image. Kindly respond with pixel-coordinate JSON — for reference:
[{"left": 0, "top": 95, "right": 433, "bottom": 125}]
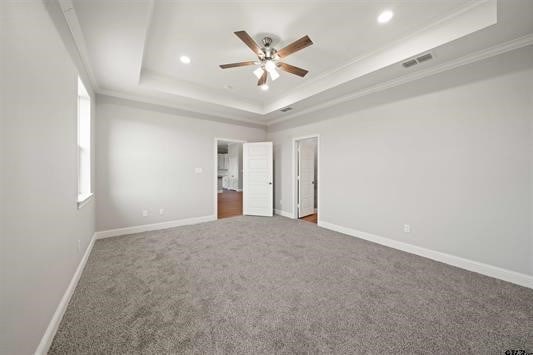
[{"left": 293, "top": 136, "right": 319, "bottom": 224}]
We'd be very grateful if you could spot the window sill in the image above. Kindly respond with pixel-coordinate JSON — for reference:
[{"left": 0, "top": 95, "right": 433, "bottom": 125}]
[{"left": 77, "top": 193, "right": 94, "bottom": 209}]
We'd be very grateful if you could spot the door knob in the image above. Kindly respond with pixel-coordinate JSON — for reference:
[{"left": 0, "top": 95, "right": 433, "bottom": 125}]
[{"left": 268, "top": 182, "right": 272, "bottom": 185}]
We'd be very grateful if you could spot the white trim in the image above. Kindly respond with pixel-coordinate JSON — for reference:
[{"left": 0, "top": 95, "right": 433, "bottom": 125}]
[
  {"left": 34, "top": 233, "right": 96, "bottom": 355},
  {"left": 76, "top": 192, "right": 93, "bottom": 209},
  {"left": 292, "top": 135, "right": 320, "bottom": 221},
  {"left": 318, "top": 220, "right": 533, "bottom": 289},
  {"left": 95, "top": 215, "right": 216, "bottom": 239},
  {"left": 214, "top": 138, "right": 246, "bottom": 220},
  {"left": 136, "top": 0, "right": 156, "bottom": 84},
  {"left": 267, "top": 34, "right": 533, "bottom": 126},
  {"left": 274, "top": 209, "right": 293, "bottom": 218},
  {"left": 97, "top": 89, "right": 267, "bottom": 126},
  {"left": 58, "top": 0, "right": 98, "bottom": 91}
]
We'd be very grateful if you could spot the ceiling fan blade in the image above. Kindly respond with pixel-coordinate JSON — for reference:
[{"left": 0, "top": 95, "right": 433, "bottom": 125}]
[
  {"left": 278, "top": 62, "right": 309, "bottom": 77},
  {"left": 219, "top": 61, "right": 256, "bottom": 69},
  {"left": 276, "top": 35, "right": 313, "bottom": 58},
  {"left": 234, "top": 31, "right": 263, "bottom": 57},
  {"left": 257, "top": 70, "right": 268, "bottom": 86}
]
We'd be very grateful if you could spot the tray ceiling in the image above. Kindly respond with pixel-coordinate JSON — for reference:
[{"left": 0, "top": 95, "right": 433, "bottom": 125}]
[{"left": 68, "top": 0, "right": 533, "bottom": 125}]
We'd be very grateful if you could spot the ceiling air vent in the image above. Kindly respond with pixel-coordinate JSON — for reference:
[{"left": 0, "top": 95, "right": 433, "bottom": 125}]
[
  {"left": 416, "top": 53, "right": 433, "bottom": 63},
  {"left": 402, "top": 52, "right": 434, "bottom": 69},
  {"left": 280, "top": 107, "right": 293, "bottom": 112},
  {"left": 402, "top": 59, "right": 418, "bottom": 68}
]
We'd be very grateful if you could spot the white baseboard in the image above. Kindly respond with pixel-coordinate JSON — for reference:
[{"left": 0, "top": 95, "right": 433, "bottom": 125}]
[
  {"left": 318, "top": 220, "right": 533, "bottom": 289},
  {"left": 35, "top": 233, "right": 96, "bottom": 355},
  {"left": 95, "top": 215, "right": 217, "bottom": 239},
  {"left": 274, "top": 209, "right": 293, "bottom": 218}
]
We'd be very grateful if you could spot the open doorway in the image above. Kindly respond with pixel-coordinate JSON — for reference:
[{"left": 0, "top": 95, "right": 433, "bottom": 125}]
[
  {"left": 215, "top": 139, "right": 244, "bottom": 219},
  {"left": 293, "top": 135, "right": 319, "bottom": 224}
]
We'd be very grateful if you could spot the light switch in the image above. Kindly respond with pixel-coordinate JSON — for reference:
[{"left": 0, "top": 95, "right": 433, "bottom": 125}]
[{"left": 194, "top": 167, "right": 203, "bottom": 174}]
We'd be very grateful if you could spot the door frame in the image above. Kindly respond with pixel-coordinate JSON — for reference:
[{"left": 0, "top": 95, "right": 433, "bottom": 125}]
[
  {"left": 214, "top": 137, "right": 246, "bottom": 219},
  {"left": 292, "top": 134, "right": 320, "bottom": 221}
]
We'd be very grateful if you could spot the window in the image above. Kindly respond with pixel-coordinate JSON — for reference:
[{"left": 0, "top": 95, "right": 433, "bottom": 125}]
[{"left": 77, "top": 77, "right": 92, "bottom": 206}]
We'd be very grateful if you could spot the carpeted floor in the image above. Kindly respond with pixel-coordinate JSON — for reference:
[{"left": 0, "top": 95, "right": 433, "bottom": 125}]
[{"left": 49, "top": 216, "right": 532, "bottom": 354}]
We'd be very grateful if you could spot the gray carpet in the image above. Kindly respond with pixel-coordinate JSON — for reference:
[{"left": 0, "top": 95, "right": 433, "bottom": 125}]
[{"left": 50, "top": 216, "right": 532, "bottom": 354}]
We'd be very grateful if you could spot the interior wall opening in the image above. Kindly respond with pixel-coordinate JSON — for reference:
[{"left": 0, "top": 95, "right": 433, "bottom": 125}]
[
  {"left": 216, "top": 139, "right": 244, "bottom": 219},
  {"left": 294, "top": 136, "right": 319, "bottom": 224}
]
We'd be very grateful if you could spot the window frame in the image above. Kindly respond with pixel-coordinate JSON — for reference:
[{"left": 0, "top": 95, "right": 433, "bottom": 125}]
[{"left": 77, "top": 77, "right": 93, "bottom": 208}]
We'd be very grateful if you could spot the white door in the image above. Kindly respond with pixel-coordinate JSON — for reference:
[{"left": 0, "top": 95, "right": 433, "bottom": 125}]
[
  {"left": 243, "top": 142, "right": 273, "bottom": 216},
  {"left": 298, "top": 139, "right": 315, "bottom": 218}
]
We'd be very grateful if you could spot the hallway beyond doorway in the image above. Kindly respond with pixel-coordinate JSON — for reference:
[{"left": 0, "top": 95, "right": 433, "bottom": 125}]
[
  {"left": 217, "top": 190, "right": 242, "bottom": 219},
  {"left": 300, "top": 213, "right": 317, "bottom": 224}
]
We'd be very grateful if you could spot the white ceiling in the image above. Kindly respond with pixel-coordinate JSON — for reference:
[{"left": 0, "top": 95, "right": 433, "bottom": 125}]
[{"left": 68, "top": 0, "right": 533, "bottom": 125}]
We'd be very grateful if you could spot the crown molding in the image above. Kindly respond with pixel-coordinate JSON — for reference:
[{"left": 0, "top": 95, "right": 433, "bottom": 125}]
[
  {"left": 266, "top": 34, "right": 533, "bottom": 126},
  {"left": 137, "top": 0, "right": 155, "bottom": 85},
  {"left": 57, "top": 0, "right": 98, "bottom": 91},
  {"left": 96, "top": 89, "right": 268, "bottom": 128}
]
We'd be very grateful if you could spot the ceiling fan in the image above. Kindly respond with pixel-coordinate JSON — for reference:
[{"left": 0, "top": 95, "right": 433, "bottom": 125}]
[{"left": 219, "top": 31, "right": 313, "bottom": 89}]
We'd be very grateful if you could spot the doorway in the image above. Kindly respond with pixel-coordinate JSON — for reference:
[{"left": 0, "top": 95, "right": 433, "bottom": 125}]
[
  {"left": 215, "top": 139, "right": 244, "bottom": 219},
  {"left": 293, "top": 135, "right": 319, "bottom": 224}
]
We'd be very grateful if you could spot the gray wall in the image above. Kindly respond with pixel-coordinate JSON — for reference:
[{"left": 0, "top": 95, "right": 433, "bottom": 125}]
[
  {"left": 95, "top": 96, "right": 266, "bottom": 231},
  {"left": 268, "top": 47, "right": 533, "bottom": 276},
  {"left": 0, "top": 2, "right": 531, "bottom": 353},
  {"left": 0, "top": 1, "right": 96, "bottom": 354}
]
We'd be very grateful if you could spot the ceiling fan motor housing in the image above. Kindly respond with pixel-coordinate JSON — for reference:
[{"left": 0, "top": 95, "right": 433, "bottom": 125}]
[{"left": 261, "top": 37, "right": 278, "bottom": 60}]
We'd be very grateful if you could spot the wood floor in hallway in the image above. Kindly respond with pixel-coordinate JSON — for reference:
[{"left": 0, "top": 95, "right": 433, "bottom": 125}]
[
  {"left": 217, "top": 190, "right": 242, "bottom": 219},
  {"left": 300, "top": 213, "right": 318, "bottom": 224}
]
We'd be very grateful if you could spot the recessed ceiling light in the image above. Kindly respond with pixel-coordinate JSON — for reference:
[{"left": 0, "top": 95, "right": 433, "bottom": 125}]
[
  {"left": 260, "top": 84, "right": 269, "bottom": 91},
  {"left": 377, "top": 10, "right": 394, "bottom": 24},
  {"left": 179, "top": 55, "right": 191, "bottom": 64},
  {"left": 224, "top": 84, "right": 233, "bottom": 90}
]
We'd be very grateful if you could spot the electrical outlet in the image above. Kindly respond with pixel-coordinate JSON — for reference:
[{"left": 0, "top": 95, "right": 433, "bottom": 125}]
[
  {"left": 77, "top": 239, "right": 81, "bottom": 254},
  {"left": 404, "top": 224, "right": 411, "bottom": 233},
  {"left": 194, "top": 167, "right": 203, "bottom": 174},
  {"left": 142, "top": 209, "right": 149, "bottom": 217},
  {"left": 159, "top": 208, "right": 164, "bottom": 215}
]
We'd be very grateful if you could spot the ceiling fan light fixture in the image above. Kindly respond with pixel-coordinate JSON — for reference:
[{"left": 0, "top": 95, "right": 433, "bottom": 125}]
[
  {"left": 253, "top": 67, "right": 264, "bottom": 79},
  {"left": 179, "top": 55, "right": 191, "bottom": 64},
  {"left": 269, "top": 67, "right": 280, "bottom": 81},
  {"left": 264, "top": 60, "right": 276, "bottom": 72}
]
